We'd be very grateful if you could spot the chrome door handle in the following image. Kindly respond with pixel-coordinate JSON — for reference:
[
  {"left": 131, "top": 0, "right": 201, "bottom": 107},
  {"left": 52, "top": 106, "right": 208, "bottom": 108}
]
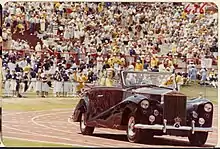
[{"left": 97, "top": 95, "right": 104, "bottom": 97}]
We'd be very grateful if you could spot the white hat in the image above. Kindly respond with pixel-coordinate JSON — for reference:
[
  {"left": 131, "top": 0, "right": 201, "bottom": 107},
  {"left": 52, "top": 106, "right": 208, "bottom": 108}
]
[{"left": 128, "top": 65, "right": 134, "bottom": 70}]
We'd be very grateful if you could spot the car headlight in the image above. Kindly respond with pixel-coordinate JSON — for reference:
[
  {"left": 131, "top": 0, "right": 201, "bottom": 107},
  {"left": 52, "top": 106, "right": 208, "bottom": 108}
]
[
  {"left": 199, "top": 118, "right": 205, "bottom": 125},
  {"left": 149, "top": 115, "right": 155, "bottom": 123},
  {"left": 140, "top": 100, "right": 149, "bottom": 109},
  {"left": 204, "top": 103, "right": 212, "bottom": 112}
]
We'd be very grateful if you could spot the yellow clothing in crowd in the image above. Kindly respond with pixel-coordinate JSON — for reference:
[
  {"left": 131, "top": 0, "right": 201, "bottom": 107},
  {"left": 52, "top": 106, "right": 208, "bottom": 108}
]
[
  {"left": 84, "top": 5, "right": 89, "bottom": 12},
  {"left": 98, "top": 3, "right": 104, "bottom": 12},
  {"left": 76, "top": 74, "right": 88, "bottom": 92},
  {"left": 112, "top": 46, "right": 120, "bottom": 54},
  {"left": 108, "top": 56, "right": 121, "bottom": 68},
  {"left": 176, "top": 75, "right": 184, "bottom": 85},
  {"left": 181, "top": 12, "right": 187, "bottom": 19},
  {"left": 209, "top": 71, "right": 216, "bottom": 77},
  {"left": 163, "top": 79, "right": 173, "bottom": 86},
  {"left": 163, "top": 75, "right": 183, "bottom": 86},
  {"left": 17, "top": 23, "right": 24, "bottom": 29},
  {"left": 120, "top": 58, "right": 126, "bottom": 67},
  {"left": 23, "top": 65, "right": 31, "bottom": 72},
  {"left": 100, "top": 77, "right": 113, "bottom": 87},
  {"left": 168, "top": 60, "right": 173, "bottom": 67},
  {"left": 173, "top": 58, "right": 178, "bottom": 66},
  {"left": 72, "top": 72, "right": 77, "bottom": 81},
  {"left": 55, "top": 2, "right": 61, "bottom": 8},
  {"left": 108, "top": 57, "right": 115, "bottom": 68},
  {"left": 150, "top": 58, "right": 159, "bottom": 68},
  {"left": 172, "top": 47, "right": 177, "bottom": 53},
  {"left": 135, "top": 62, "right": 143, "bottom": 71}
]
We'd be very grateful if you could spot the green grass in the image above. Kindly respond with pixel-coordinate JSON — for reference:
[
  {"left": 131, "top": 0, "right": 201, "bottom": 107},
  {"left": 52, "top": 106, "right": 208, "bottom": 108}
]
[
  {"left": 180, "top": 85, "right": 218, "bottom": 104},
  {"left": 2, "top": 98, "right": 79, "bottom": 111},
  {"left": 2, "top": 85, "right": 217, "bottom": 112},
  {"left": 3, "top": 138, "right": 72, "bottom": 147}
]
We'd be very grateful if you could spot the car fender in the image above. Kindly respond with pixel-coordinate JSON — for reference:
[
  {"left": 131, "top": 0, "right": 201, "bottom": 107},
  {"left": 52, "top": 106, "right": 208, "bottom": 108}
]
[
  {"left": 119, "top": 94, "right": 152, "bottom": 125},
  {"left": 187, "top": 98, "right": 213, "bottom": 111},
  {"left": 123, "top": 94, "right": 151, "bottom": 104},
  {"left": 186, "top": 98, "right": 213, "bottom": 126},
  {"left": 72, "top": 96, "right": 89, "bottom": 122}
]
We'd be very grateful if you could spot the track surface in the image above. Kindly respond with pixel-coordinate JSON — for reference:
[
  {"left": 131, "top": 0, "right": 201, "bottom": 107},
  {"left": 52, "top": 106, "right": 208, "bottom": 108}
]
[{"left": 2, "top": 106, "right": 218, "bottom": 147}]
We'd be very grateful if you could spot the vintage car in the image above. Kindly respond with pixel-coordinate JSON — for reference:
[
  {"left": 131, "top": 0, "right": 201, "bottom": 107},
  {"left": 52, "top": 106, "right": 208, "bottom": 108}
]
[{"left": 71, "top": 71, "right": 213, "bottom": 146}]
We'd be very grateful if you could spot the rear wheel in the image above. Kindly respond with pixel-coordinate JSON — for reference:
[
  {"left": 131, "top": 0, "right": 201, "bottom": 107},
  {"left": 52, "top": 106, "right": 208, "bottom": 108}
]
[
  {"left": 126, "top": 114, "right": 153, "bottom": 143},
  {"left": 188, "top": 132, "right": 208, "bottom": 146},
  {"left": 80, "top": 113, "right": 94, "bottom": 135}
]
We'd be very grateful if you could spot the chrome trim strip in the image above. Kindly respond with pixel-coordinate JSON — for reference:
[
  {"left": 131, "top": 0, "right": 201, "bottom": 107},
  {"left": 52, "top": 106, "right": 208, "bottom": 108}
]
[
  {"left": 134, "top": 124, "right": 213, "bottom": 133},
  {"left": 192, "top": 120, "right": 195, "bottom": 134},
  {"left": 97, "top": 95, "right": 104, "bottom": 97},
  {"left": 163, "top": 119, "right": 167, "bottom": 133}
]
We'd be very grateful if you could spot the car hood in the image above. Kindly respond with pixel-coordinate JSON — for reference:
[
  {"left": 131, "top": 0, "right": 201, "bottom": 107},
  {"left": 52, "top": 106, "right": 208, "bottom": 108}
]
[{"left": 132, "top": 87, "right": 174, "bottom": 95}]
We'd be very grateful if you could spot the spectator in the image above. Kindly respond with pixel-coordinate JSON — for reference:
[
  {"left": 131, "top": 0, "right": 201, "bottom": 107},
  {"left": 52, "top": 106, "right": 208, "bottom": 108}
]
[{"left": 1, "top": 2, "right": 218, "bottom": 98}]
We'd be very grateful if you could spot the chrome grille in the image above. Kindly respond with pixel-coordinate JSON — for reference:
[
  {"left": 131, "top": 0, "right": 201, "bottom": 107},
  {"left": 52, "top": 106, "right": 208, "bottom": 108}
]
[{"left": 163, "top": 94, "right": 187, "bottom": 126}]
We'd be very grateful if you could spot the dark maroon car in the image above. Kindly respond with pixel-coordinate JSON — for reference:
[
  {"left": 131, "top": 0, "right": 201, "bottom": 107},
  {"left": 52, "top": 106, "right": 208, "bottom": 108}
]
[{"left": 71, "top": 71, "right": 213, "bottom": 146}]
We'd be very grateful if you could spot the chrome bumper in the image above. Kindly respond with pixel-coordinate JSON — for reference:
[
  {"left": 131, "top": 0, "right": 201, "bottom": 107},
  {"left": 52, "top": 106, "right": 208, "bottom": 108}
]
[{"left": 134, "top": 120, "right": 213, "bottom": 134}]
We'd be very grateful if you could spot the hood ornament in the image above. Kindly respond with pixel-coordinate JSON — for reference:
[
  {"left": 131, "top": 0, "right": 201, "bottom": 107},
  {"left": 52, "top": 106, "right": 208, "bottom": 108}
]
[{"left": 174, "top": 116, "right": 182, "bottom": 128}]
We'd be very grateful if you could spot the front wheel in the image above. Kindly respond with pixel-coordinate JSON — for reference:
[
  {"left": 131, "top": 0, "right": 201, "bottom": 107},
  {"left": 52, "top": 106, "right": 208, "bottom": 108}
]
[
  {"left": 126, "top": 114, "right": 153, "bottom": 143},
  {"left": 127, "top": 115, "right": 141, "bottom": 143},
  {"left": 188, "top": 132, "right": 208, "bottom": 146},
  {"left": 80, "top": 113, "right": 94, "bottom": 135}
]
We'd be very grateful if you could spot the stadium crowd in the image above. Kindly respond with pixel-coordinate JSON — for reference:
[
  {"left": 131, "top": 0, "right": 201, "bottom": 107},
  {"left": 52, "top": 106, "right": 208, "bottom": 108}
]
[{"left": 1, "top": 2, "right": 218, "bottom": 97}]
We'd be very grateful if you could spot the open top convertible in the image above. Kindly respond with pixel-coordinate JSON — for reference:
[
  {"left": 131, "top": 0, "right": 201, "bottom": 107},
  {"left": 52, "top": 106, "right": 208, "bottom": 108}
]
[{"left": 71, "top": 71, "right": 214, "bottom": 146}]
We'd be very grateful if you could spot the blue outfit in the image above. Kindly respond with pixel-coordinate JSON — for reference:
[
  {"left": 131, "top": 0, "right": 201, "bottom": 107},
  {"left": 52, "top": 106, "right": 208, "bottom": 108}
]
[
  {"left": 200, "top": 69, "right": 207, "bottom": 81},
  {"left": 189, "top": 67, "right": 197, "bottom": 80}
]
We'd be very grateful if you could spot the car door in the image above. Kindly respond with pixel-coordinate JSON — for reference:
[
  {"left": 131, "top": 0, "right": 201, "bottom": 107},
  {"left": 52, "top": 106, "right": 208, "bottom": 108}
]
[
  {"left": 93, "top": 87, "right": 124, "bottom": 128},
  {"left": 87, "top": 86, "right": 121, "bottom": 127},
  {"left": 87, "top": 87, "right": 106, "bottom": 120}
]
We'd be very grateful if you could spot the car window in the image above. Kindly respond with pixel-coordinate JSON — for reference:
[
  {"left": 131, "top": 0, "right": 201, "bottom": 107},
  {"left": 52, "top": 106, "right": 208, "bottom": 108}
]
[
  {"left": 122, "top": 71, "right": 172, "bottom": 87},
  {"left": 93, "top": 71, "right": 122, "bottom": 87}
]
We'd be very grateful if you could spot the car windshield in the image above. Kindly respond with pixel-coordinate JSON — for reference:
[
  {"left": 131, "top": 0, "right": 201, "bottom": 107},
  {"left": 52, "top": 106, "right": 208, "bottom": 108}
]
[{"left": 121, "top": 71, "right": 172, "bottom": 87}]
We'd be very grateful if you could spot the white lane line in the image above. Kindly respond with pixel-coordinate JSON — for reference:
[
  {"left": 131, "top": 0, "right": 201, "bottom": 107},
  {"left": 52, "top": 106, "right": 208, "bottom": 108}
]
[
  {"left": 31, "top": 111, "right": 127, "bottom": 147},
  {"left": 67, "top": 117, "right": 124, "bottom": 134},
  {"left": 5, "top": 110, "right": 119, "bottom": 147},
  {"left": 3, "top": 123, "right": 101, "bottom": 147},
  {"left": 31, "top": 112, "right": 75, "bottom": 134},
  {"left": 3, "top": 121, "right": 33, "bottom": 123},
  {"left": 5, "top": 107, "right": 218, "bottom": 147},
  {"left": 3, "top": 121, "right": 72, "bottom": 124},
  {"left": 3, "top": 108, "right": 73, "bottom": 116}
]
